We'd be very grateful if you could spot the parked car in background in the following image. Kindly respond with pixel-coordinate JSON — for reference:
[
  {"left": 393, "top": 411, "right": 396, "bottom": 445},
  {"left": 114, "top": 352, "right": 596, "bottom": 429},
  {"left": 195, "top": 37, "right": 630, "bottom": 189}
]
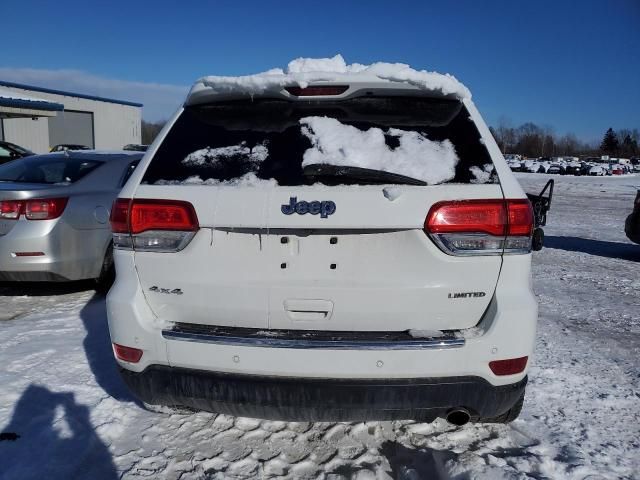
[
  {"left": 0, "top": 151, "right": 142, "bottom": 287},
  {"left": 611, "top": 164, "right": 624, "bottom": 175},
  {"left": 123, "top": 144, "right": 149, "bottom": 152},
  {"left": 0, "top": 141, "right": 34, "bottom": 164},
  {"left": 536, "top": 161, "right": 551, "bottom": 173},
  {"left": 107, "top": 66, "right": 537, "bottom": 425},
  {"left": 588, "top": 165, "right": 606, "bottom": 176},
  {"left": 521, "top": 159, "right": 540, "bottom": 173},
  {"left": 625, "top": 190, "right": 640, "bottom": 244},
  {"left": 579, "top": 162, "right": 593, "bottom": 176},
  {"left": 565, "top": 161, "right": 582, "bottom": 175},
  {"left": 547, "top": 163, "right": 565, "bottom": 175},
  {"left": 507, "top": 160, "right": 523, "bottom": 172},
  {"left": 50, "top": 144, "right": 91, "bottom": 152}
]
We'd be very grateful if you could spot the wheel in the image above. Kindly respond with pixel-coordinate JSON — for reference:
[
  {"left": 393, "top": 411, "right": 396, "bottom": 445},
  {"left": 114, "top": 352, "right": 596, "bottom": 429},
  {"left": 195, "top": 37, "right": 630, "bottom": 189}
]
[
  {"left": 532, "top": 228, "right": 544, "bottom": 251},
  {"left": 95, "top": 243, "right": 115, "bottom": 293},
  {"left": 478, "top": 392, "right": 525, "bottom": 424}
]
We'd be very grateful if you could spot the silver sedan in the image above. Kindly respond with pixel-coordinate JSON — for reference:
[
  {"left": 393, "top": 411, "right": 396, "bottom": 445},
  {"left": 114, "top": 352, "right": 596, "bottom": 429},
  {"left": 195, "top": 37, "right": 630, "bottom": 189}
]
[{"left": 0, "top": 151, "right": 142, "bottom": 285}]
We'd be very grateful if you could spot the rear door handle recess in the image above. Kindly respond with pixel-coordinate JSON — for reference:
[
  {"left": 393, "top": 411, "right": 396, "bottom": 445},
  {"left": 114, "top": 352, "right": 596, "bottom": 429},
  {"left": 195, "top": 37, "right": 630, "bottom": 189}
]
[{"left": 284, "top": 299, "right": 334, "bottom": 321}]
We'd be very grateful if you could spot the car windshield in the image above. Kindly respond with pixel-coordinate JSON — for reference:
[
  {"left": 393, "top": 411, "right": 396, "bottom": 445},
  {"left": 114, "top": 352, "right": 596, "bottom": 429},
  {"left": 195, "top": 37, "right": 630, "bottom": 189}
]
[
  {"left": 0, "top": 146, "right": 12, "bottom": 159},
  {"left": 142, "top": 96, "right": 496, "bottom": 186},
  {"left": 5, "top": 143, "right": 30, "bottom": 155},
  {"left": 0, "top": 156, "right": 103, "bottom": 184}
]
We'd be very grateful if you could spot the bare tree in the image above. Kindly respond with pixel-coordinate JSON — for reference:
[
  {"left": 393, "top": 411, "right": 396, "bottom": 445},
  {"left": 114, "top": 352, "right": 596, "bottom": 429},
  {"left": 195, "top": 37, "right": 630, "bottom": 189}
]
[
  {"left": 142, "top": 120, "right": 166, "bottom": 145},
  {"left": 488, "top": 121, "right": 634, "bottom": 158}
]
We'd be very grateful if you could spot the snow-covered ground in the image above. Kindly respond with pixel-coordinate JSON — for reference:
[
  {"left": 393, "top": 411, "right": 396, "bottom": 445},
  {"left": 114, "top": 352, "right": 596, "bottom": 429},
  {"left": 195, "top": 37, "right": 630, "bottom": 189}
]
[{"left": 1, "top": 173, "right": 638, "bottom": 479}]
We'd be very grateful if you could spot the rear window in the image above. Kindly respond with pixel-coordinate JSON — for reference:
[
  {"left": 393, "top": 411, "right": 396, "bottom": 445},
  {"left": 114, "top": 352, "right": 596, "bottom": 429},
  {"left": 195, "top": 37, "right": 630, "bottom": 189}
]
[
  {"left": 142, "top": 96, "right": 496, "bottom": 186},
  {"left": 0, "top": 156, "right": 102, "bottom": 184}
]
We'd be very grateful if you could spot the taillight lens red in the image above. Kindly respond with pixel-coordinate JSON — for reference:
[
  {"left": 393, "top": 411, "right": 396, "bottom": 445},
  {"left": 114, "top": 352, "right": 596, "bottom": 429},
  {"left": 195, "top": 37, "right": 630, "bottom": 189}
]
[
  {"left": 285, "top": 85, "right": 349, "bottom": 96},
  {"left": 110, "top": 198, "right": 199, "bottom": 234},
  {"left": 426, "top": 200, "right": 507, "bottom": 236},
  {"left": 110, "top": 198, "right": 130, "bottom": 233},
  {"left": 0, "top": 198, "right": 68, "bottom": 220},
  {"left": 113, "top": 343, "right": 143, "bottom": 363},
  {"left": 0, "top": 200, "right": 22, "bottom": 219},
  {"left": 129, "top": 199, "right": 199, "bottom": 234},
  {"left": 489, "top": 356, "right": 528, "bottom": 376},
  {"left": 426, "top": 199, "right": 533, "bottom": 237},
  {"left": 506, "top": 200, "right": 534, "bottom": 236},
  {"left": 425, "top": 199, "right": 533, "bottom": 255}
]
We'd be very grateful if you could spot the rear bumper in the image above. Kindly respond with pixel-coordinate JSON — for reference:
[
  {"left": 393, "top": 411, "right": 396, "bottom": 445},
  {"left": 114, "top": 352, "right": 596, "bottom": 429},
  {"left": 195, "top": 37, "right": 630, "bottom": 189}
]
[
  {"left": 120, "top": 365, "right": 527, "bottom": 422},
  {"left": 0, "top": 218, "right": 109, "bottom": 281}
]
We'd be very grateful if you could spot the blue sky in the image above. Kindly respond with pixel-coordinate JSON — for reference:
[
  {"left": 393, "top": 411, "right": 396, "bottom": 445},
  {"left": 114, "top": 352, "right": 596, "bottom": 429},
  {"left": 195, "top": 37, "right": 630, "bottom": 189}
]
[{"left": 2, "top": 0, "right": 638, "bottom": 142}]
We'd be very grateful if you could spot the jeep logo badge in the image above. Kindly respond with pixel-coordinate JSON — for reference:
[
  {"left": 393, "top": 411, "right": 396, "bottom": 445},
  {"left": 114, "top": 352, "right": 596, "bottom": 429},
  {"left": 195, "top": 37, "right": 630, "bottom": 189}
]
[{"left": 281, "top": 197, "right": 336, "bottom": 218}]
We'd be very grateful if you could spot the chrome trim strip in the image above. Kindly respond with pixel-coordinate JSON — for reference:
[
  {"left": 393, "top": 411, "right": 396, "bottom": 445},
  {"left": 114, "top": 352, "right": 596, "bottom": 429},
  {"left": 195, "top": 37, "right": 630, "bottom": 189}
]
[{"left": 162, "top": 330, "right": 465, "bottom": 350}]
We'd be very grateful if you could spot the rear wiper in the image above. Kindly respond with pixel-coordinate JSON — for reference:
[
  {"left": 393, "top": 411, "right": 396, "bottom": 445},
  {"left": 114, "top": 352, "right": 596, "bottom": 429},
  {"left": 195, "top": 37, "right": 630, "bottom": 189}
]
[{"left": 303, "top": 164, "right": 427, "bottom": 186}]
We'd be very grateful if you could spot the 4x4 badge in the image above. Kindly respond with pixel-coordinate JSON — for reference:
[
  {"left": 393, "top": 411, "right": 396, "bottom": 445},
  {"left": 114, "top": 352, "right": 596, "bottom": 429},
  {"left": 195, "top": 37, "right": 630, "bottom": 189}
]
[
  {"left": 281, "top": 197, "right": 336, "bottom": 218},
  {"left": 149, "top": 286, "right": 183, "bottom": 295}
]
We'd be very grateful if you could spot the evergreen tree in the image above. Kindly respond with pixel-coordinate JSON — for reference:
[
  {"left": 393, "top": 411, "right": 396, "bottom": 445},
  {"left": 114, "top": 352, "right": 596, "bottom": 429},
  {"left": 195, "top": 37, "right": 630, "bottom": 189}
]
[
  {"left": 600, "top": 128, "right": 619, "bottom": 155},
  {"left": 621, "top": 134, "right": 638, "bottom": 156}
]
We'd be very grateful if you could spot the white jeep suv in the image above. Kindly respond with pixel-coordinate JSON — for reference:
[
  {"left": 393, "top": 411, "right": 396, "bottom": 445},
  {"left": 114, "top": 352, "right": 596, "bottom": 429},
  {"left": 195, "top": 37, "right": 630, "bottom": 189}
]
[{"left": 107, "top": 58, "right": 537, "bottom": 425}]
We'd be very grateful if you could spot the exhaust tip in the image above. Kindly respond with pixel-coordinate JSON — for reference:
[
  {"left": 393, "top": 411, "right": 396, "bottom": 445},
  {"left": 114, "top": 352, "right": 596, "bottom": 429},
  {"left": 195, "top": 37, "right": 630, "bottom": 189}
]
[{"left": 446, "top": 408, "right": 471, "bottom": 426}]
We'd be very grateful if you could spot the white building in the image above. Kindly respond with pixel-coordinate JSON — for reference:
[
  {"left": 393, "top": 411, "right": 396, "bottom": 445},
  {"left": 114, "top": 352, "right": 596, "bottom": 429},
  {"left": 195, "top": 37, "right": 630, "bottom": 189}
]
[{"left": 0, "top": 81, "right": 142, "bottom": 154}]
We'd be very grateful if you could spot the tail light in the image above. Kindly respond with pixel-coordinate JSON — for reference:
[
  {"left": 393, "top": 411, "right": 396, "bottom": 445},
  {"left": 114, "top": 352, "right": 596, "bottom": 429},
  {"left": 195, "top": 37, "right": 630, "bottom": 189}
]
[
  {"left": 489, "top": 356, "right": 528, "bottom": 376},
  {"left": 113, "top": 343, "right": 143, "bottom": 363},
  {"left": 0, "top": 200, "right": 22, "bottom": 219},
  {"left": 425, "top": 199, "right": 533, "bottom": 255},
  {"left": 25, "top": 198, "right": 68, "bottom": 220},
  {"left": 0, "top": 198, "right": 68, "bottom": 220},
  {"left": 110, "top": 198, "right": 199, "bottom": 252}
]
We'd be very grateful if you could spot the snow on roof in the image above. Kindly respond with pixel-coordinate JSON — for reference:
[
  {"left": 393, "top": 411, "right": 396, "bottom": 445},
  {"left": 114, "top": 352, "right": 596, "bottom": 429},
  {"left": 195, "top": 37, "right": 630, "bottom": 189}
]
[
  {"left": 0, "top": 80, "right": 143, "bottom": 107},
  {"left": 0, "top": 87, "right": 47, "bottom": 103},
  {"left": 0, "top": 86, "right": 64, "bottom": 111},
  {"left": 191, "top": 54, "right": 470, "bottom": 101}
]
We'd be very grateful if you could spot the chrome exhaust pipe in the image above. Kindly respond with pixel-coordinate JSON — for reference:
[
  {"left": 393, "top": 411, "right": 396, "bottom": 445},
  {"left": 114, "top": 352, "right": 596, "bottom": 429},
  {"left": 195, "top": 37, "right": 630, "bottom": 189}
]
[{"left": 446, "top": 408, "right": 471, "bottom": 426}]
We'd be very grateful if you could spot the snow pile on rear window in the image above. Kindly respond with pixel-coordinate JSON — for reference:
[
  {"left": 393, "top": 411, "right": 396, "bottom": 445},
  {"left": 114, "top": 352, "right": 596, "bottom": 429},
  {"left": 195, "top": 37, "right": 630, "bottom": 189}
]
[
  {"left": 195, "top": 54, "right": 470, "bottom": 100},
  {"left": 155, "top": 173, "right": 277, "bottom": 187},
  {"left": 300, "top": 116, "right": 459, "bottom": 185},
  {"left": 469, "top": 164, "right": 495, "bottom": 184},
  {"left": 183, "top": 142, "right": 268, "bottom": 167}
]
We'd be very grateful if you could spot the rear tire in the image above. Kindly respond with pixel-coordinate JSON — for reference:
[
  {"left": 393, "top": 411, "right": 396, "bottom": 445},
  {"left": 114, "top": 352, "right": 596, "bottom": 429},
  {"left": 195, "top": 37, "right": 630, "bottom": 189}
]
[
  {"left": 532, "top": 228, "right": 544, "bottom": 251},
  {"left": 478, "top": 391, "right": 525, "bottom": 424},
  {"left": 95, "top": 243, "right": 115, "bottom": 293}
]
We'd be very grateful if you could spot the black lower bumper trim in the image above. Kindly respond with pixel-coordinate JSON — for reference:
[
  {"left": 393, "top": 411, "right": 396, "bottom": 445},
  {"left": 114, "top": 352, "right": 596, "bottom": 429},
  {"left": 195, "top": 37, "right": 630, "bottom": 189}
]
[
  {"left": 120, "top": 366, "right": 527, "bottom": 422},
  {"left": 0, "top": 271, "right": 70, "bottom": 282}
]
